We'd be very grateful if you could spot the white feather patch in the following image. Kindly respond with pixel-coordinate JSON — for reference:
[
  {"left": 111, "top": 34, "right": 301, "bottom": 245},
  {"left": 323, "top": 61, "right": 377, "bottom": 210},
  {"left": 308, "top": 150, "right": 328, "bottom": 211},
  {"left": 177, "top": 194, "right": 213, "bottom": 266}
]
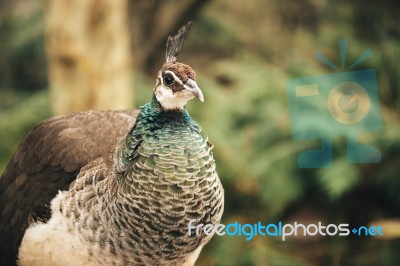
[
  {"left": 18, "top": 192, "right": 101, "bottom": 266},
  {"left": 155, "top": 86, "right": 194, "bottom": 110}
]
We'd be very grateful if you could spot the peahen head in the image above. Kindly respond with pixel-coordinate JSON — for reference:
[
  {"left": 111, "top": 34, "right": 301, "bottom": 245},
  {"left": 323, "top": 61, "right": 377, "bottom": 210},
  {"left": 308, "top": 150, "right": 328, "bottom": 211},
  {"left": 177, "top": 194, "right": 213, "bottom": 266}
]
[{"left": 153, "top": 22, "right": 204, "bottom": 111}]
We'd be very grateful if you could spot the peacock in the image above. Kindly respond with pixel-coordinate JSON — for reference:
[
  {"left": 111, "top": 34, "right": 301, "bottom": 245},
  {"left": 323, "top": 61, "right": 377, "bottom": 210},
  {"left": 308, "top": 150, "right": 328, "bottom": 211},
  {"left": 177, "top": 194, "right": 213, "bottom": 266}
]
[{"left": 0, "top": 22, "right": 224, "bottom": 266}]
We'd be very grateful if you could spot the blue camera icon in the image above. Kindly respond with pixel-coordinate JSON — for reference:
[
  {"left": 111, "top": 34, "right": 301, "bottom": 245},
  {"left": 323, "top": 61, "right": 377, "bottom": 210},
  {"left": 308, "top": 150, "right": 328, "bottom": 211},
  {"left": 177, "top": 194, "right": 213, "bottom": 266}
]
[{"left": 286, "top": 41, "right": 382, "bottom": 168}]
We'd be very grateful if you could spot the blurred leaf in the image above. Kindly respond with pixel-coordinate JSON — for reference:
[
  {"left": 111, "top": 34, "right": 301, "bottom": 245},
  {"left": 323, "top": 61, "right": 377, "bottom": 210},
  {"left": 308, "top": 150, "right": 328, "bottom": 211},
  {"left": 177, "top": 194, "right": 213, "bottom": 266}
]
[{"left": 317, "top": 159, "right": 360, "bottom": 200}]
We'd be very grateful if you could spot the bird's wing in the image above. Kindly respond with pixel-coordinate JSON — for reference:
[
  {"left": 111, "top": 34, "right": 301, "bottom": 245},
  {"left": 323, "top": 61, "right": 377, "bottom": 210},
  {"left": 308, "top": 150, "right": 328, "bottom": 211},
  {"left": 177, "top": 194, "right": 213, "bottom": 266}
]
[{"left": 0, "top": 109, "right": 139, "bottom": 265}]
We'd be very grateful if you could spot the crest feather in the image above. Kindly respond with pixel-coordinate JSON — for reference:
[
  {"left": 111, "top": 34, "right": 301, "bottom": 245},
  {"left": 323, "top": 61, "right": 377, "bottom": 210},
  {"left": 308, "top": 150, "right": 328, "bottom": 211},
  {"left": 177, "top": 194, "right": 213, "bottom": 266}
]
[{"left": 166, "top": 22, "right": 192, "bottom": 63}]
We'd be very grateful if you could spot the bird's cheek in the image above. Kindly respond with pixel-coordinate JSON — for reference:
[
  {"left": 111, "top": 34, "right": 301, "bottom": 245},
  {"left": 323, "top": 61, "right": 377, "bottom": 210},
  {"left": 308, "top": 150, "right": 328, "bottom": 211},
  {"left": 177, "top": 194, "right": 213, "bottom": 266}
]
[{"left": 178, "top": 90, "right": 195, "bottom": 100}]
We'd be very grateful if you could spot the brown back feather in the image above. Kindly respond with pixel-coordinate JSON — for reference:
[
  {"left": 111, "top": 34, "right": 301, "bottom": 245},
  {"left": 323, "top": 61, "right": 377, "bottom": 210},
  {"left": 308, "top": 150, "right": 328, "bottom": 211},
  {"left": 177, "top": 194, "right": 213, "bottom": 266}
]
[{"left": 0, "top": 109, "right": 139, "bottom": 265}]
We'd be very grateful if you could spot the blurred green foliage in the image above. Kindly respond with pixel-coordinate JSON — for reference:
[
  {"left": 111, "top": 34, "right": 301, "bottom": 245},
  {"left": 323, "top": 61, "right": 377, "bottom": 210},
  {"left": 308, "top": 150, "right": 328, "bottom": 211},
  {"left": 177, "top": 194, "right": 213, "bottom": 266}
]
[{"left": 1, "top": 0, "right": 400, "bottom": 265}]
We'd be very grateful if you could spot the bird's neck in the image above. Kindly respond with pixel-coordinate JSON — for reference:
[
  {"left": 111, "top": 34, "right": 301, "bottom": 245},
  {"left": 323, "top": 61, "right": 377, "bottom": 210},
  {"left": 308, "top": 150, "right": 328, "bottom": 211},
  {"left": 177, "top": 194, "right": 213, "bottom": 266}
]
[
  {"left": 146, "top": 95, "right": 194, "bottom": 124},
  {"left": 116, "top": 96, "right": 200, "bottom": 173},
  {"left": 134, "top": 96, "right": 197, "bottom": 131}
]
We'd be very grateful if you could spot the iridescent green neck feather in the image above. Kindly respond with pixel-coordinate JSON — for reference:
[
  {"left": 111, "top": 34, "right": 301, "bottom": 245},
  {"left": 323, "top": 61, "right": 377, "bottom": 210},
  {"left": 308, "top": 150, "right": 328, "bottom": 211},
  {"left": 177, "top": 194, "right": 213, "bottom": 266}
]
[{"left": 117, "top": 96, "right": 201, "bottom": 173}]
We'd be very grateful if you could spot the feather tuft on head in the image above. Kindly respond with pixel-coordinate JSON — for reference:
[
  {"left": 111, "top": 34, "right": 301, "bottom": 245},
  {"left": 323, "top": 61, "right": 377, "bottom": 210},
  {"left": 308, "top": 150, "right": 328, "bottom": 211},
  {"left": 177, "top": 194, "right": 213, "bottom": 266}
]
[{"left": 166, "top": 22, "right": 192, "bottom": 63}]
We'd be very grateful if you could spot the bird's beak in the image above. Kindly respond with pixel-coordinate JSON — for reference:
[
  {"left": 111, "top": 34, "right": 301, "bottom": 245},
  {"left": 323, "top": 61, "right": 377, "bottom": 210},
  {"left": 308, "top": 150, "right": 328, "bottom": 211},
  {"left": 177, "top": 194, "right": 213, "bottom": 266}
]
[{"left": 184, "top": 78, "right": 204, "bottom": 102}]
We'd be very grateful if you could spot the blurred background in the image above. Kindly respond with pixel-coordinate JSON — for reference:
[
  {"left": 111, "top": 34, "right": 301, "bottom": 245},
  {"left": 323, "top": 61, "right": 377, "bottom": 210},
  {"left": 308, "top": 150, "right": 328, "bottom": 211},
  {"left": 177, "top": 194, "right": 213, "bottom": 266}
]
[{"left": 1, "top": 0, "right": 400, "bottom": 265}]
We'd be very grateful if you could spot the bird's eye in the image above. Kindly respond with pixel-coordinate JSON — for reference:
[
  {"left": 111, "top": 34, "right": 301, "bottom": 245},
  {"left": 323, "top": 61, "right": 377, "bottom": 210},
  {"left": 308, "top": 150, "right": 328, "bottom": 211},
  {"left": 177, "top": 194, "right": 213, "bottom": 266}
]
[{"left": 163, "top": 75, "right": 175, "bottom": 86}]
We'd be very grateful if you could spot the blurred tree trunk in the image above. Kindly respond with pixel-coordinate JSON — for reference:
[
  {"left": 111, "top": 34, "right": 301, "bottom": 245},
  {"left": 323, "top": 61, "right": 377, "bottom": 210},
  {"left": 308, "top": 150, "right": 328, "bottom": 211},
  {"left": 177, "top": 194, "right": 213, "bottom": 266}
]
[{"left": 45, "top": 0, "right": 133, "bottom": 115}]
